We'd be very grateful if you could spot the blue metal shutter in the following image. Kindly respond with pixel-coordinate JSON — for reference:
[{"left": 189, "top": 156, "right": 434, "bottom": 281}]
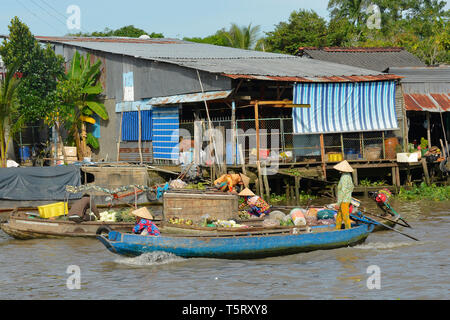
[
  {"left": 121, "top": 110, "right": 152, "bottom": 141},
  {"left": 152, "top": 106, "right": 179, "bottom": 160}
]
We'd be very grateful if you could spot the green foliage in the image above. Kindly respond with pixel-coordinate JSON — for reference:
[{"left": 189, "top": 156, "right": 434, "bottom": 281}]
[
  {"left": 114, "top": 208, "right": 136, "bottom": 222},
  {"left": 185, "top": 23, "right": 264, "bottom": 50},
  {"left": 327, "top": 0, "right": 450, "bottom": 64},
  {"left": 265, "top": 9, "right": 329, "bottom": 54},
  {"left": 54, "top": 50, "right": 107, "bottom": 157},
  {"left": 86, "top": 132, "right": 99, "bottom": 150},
  {"left": 270, "top": 193, "right": 287, "bottom": 204},
  {"left": 184, "top": 29, "right": 230, "bottom": 47},
  {"left": 69, "top": 25, "right": 163, "bottom": 38},
  {"left": 222, "top": 23, "right": 264, "bottom": 50},
  {"left": 0, "top": 17, "right": 65, "bottom": 122},
  {"left": 270, "top": 191, "right": 316, "bottom": 204},
  {"left": 185, "top": 183, "right": 206, "bottom": 190},
  {"left": 397, "top": 183, "right": 450, "bottom": 201},
  {"left": 359, "top": 178, "right": 387, "bottom": 186}
]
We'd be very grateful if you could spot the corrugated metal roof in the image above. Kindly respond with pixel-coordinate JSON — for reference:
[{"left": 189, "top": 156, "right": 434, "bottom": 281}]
[
  {"left": 36, "top": 36, "right": 399, "bottom": 82},
  {"left": 404, "top": 93, "right": 450, "bottom": 112},
  {"left": 388, "top": 66, "right": 450, "bottom": 83},
  {"left": 297, "top": 47, "right": 425, "bottom": 72},
  {"left": 148, "top": 90, "right": 233, "bottom": 105}
]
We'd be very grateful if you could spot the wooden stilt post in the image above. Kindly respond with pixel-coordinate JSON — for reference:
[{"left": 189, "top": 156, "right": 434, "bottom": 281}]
[
  {"left": 117, "top": 111, "right": 123, "bottom": 162},
  {"left": 255, "top": 101, "right": 265, "bottom": 198},
  {"left": 294, "top": 176, "right": 300, "bottom": 205},
  {"left": 285, "top": 179, "right": 290, "bottom": 202},
  {"left": 320, "top": 134, "right": 327, "bottom": 180},
  {"left": 238, "top": 143, "right": 246, "bottom": 175},
  {"left": 391, "top": 167, "right": 396, "bottom": 186},
  {"left": 352, "top": 168, "right": 358, "bottom": 186},
  {"left": 263, "top": 165, "right": 270, "bottom": 200},
  {"left": 426, "top": 112, "right": 432, "bottom": 147},
  {"left": 421, "top": 158, "right": 431, "bottom": 186}
]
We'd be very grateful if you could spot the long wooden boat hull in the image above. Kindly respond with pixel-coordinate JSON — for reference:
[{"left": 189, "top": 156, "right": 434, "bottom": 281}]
[
  {"left": 97, "top": 224, "right": 374, "bottom": 259},
  {"left": 0, "top": 218, "right": 136, "bottom": 240},
  {"left": 0, "top": 208, "right": 141, "bottom": 240}
]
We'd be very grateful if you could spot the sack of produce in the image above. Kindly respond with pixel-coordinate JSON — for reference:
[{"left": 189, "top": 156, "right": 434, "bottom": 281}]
[
  {"left": 291, "top": 210, "right": 306, "bottom": 226},
  {"left": 262, "top": 218, "right": 280, "bottom": 228},
  {"left": 289, "top": 208, "right": 306, "bottom": 217},
  {"left": 317, "top": 209, "right": 336, "bottom": 220},
  {"left": 269, "top": 210, "right": 287, "bottom": 221}
]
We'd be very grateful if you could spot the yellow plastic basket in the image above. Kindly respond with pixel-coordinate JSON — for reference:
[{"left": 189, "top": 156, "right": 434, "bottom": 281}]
[{"left": 38, "top": 202, "right": 69, "bottom": 219}]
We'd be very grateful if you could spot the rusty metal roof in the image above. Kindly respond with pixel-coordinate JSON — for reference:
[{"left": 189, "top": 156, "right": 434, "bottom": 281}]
[
  {"left": 222, "top": 73, "right": 401, "bottom": 82},
  {"left": 404, "top": 93, "right": 450, "bottom": 112}
]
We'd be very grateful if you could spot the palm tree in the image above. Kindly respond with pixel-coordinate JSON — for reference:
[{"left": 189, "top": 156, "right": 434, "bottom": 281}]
[
  {"left": 221, "top": 23, "right": 265, "bottom": 50},
  {"left": 58, "top": 51, "right": 108, "bottom": 159},
  {"left": 0, "top": 64, "right": 22, "bottom": 167},
  {"left": 328, "top": 0, "right": 369, "bottom": 28}
]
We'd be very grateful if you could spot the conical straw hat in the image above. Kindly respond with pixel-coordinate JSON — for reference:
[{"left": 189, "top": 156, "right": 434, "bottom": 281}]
[
  {"left": 131, "top": 207, "right": 154, "bottom": 220},
  {"left": 238, "top": 187, "right": 255, "bottom": 197},
  {"left": 333, "top": 160, "right": 354, "bottom": 173},
  {"left": 239, "top": 173, "right": 250, "bottom": 188}
]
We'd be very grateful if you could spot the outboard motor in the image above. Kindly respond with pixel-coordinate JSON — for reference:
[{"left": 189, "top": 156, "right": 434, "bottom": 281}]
[{"left": 369, "top": 189, "right": 395, "bottom": 216}]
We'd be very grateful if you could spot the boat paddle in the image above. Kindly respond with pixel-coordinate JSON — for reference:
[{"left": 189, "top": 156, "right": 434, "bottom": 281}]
[
  {"left": 358, "top": 207, "right": 412, "bottom": 229},
  {"left": 351, "top": 214, "right": 419, "bottom": 242}
]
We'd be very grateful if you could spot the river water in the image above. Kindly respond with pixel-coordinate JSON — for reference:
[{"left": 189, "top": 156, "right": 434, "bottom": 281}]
[{"left": 0, "top": 198, "right": 449, "bottom": 300}]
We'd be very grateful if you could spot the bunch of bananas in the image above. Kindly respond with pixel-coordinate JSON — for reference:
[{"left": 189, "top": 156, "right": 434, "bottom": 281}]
[{"left": 168, "top": 217, "right": 193, "bottom": 225}]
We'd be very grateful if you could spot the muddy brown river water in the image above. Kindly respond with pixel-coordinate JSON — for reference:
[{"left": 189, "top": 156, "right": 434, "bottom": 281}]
[{"left": 0, "top": 198, "right": 449, "bottom": 300}]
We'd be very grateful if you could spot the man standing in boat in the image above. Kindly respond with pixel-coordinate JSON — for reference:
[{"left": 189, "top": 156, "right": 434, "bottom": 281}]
[
  {"left": 68, "top": 194, "right": 100, "bottom": 222},
  {"left": 334, "top": 160, "right": 354, "bottom": 230}
]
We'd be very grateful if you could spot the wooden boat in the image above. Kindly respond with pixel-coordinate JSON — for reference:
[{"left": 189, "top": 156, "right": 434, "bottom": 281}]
[
  {"left": 0, "top": 207, "right": 159, "bottom": 240},
  {"left": 97, "top": 223, "right": 374, "bottom": 259}
]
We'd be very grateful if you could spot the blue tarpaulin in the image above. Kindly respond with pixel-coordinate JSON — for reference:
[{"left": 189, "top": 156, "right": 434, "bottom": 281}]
[{"left": 293, "top": 81, "right": 398, "bottom": 134}]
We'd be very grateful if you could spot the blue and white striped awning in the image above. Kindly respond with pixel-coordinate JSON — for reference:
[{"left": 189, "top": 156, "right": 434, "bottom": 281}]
[{"left": 293, "top": 81, "right": 398, "bottom": 134}]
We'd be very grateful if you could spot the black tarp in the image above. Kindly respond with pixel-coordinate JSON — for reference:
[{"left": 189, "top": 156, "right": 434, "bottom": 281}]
[{"left": 0, "top": 165, "right": 82, "bottom": 201}]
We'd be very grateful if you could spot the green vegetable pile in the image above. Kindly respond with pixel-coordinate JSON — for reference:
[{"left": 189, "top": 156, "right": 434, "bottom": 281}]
[{"left": 114, "top": 208, "right": 136, "bottom": 222}]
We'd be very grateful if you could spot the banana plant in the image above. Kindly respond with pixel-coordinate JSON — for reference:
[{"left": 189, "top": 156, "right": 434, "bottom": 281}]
[
  {"left": 0, "top": 64, "right": 23, "bottom": 167},
  {"left": 58, "top": 50, "right": 108, "bottom": 159}
]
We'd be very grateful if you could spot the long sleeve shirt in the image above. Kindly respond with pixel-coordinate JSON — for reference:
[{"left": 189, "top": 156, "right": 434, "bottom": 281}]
[
  {"left": 133, "top": 219, "right": 160, "bottom": 236},
  {"left": 239, "top": 196, "right": 270, "bottom": 215},
  {"left": 337, "top": 173, "right": 354, "bottom": 205}
]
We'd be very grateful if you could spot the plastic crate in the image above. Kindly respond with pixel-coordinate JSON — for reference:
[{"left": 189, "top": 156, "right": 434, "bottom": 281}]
[{"left": 38, "top": 202, "right": 68, "bottom": 219}]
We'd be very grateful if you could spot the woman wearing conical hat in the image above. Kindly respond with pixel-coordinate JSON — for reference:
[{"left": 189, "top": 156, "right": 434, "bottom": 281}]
[
  {"left": 238, "top": 188, "right": 270, "bottom": 218},
  {"left": 132, "top": 207, "right": 160, "bottom": 236},
  {"left": 334, "top": 160, "right": 354, "bottom": 230}
]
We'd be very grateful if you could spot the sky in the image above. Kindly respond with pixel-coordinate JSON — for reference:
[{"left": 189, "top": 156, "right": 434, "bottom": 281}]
[{"left": 1, "top": 0, "right": 332, "bottom": 38}]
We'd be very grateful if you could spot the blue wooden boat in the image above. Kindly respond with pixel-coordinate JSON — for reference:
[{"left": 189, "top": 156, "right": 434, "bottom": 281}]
[{"left": 97, "top": 223, "right": 374, "bottom": 259}]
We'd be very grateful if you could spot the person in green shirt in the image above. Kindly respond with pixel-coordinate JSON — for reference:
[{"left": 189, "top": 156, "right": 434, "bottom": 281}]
[{"left": 334, "top": 160, "right": 354, "bottom": 230}]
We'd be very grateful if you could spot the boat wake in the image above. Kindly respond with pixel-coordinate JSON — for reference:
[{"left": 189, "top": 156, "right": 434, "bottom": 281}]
[
  {"left": 354, "top": 242, "right": 417, "bottom": 250},
  {"left": 114, "top": 251, "right": 185, "bottom": 266}
]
